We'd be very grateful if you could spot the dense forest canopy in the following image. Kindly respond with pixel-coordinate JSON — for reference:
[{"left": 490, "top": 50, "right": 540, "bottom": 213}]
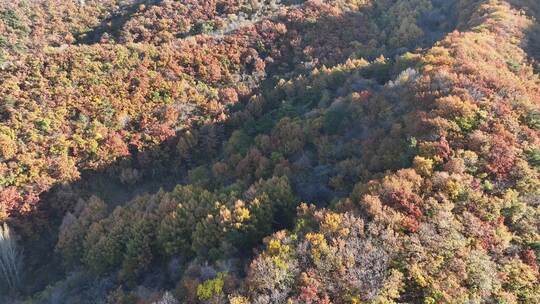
[{"left": 0, "top": 0, "right": 539, "bottom": 303}]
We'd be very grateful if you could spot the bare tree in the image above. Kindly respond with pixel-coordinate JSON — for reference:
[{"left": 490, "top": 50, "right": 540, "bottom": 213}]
[
  {"left": 153, "top": 291, "right": 179, "bottom": 304},
  {"left": 0, "top": 223, "right": 22, "bottom": 290}
]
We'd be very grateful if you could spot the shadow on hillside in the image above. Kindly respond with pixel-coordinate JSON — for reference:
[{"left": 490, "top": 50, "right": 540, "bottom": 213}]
[
  {"left": 509, "top": 1, "right": 540, "bottom": 72},
  {"left": 13, "top": 119, "right": 228, "bottom": 296},
  {"left": 524, "top": 22, "right": 540, "bottom": 74},
  {"left": 76, "top": 0, "right": 163, "bottom": 45},
  {"left": 11, "top": 3, "right": 464, "bottom": 299},
  {"left": 77, "top": 0, "right": 302, "bottom": 46}
]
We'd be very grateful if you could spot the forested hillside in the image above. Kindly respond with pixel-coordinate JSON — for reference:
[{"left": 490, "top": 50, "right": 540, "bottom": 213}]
[{"left": 1, "top": 0, "right": 539, "bottom": 303}]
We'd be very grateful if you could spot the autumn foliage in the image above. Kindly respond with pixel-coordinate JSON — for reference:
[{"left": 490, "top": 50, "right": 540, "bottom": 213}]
[{"left": 1, "top": 0, "right": 540, "bottom": 303}]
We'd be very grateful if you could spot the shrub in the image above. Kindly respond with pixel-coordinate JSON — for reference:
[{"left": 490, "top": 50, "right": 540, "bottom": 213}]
[
  {"left": 525, "top": 111, "right": 540, "bottom": 130},
  {"left": 197, "top": 272, "right": 226, "bottom": 301},
  {"left": 526, "top": 148, "right": 540, "bottom": 168},
  {"left": 0, "top": 9, "right": 28, "bottom": 33}
]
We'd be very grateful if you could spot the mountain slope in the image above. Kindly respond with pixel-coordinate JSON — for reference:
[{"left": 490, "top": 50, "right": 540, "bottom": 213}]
[{"left": 0, "top": 0, "right": 539, "bottom": 303}]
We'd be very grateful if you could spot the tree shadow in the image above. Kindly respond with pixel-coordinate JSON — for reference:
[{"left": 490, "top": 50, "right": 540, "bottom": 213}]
[
  {"left": 525, "top": 25, "right": 540, "bottom": 74},
  {"left": 524, "top": 19, "right": 540, "bottom": 74},
  {"left": 509, "top": 0, "right": 540, "bottom": 72},
  {"left": 265, "top": 0, "right": 460, "bottom": 77},
  {"left": 76, "top": 0, "right": 163, "bottom": 45}
]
